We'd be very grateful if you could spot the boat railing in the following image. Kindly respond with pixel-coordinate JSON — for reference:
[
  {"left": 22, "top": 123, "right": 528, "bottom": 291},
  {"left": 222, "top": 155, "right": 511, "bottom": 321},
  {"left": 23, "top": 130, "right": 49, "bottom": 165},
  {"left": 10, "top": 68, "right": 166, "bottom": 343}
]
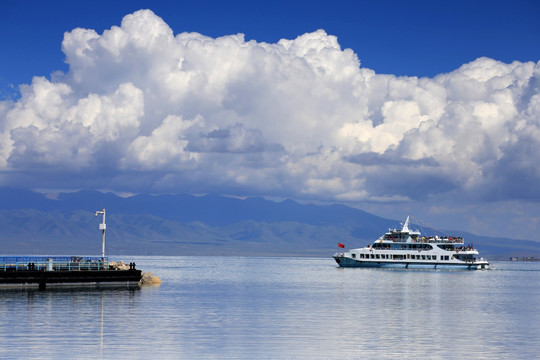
[
  {"left": 417, "top": 237, "right": 464, "bottom": 244},
  {"left": 0, "top": 256, "right": 109, "bottom": 272},
  {"left": 385, "top": 236, "right": 464, "bottom": 244}
]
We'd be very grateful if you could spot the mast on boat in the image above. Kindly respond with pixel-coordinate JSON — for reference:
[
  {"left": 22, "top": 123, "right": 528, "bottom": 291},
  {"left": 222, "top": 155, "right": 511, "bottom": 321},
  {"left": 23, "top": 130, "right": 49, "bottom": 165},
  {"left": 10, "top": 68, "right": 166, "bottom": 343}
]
[{"left": 401, "top": 215, "right": 410, "bottom": 233}]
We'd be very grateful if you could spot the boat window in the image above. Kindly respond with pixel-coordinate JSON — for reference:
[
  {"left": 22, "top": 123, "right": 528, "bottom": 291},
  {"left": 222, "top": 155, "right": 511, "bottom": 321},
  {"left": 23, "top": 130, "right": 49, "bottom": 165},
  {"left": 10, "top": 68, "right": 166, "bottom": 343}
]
[
  {"left": 422, "top": 255, "right": 426, "bottom": 260},
  {"left": 433, "top": 255, "right": 437, "bottom": 260},
  {"left": 371, "top": 254, "right": 375, "bottom": 259},
  {"left": 376, "top": 254, "right": 380, "bottom": 259},
  {"left": 351, "top": 253, "right": 356, "bottom": 258}
]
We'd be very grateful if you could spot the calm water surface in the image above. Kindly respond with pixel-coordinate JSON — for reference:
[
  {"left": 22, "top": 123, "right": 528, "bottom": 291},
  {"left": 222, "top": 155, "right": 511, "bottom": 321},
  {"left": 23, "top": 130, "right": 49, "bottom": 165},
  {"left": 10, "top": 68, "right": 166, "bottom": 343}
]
[{"left": 0, "top": 257, "right": 539, "bottom": 359}]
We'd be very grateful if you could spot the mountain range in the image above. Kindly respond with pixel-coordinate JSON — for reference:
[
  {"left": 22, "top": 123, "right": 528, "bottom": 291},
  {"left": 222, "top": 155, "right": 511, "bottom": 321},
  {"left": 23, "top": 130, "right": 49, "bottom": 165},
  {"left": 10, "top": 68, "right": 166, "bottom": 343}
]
[{"left": 1, "top": 187, "right": 539, "bottom": 259}]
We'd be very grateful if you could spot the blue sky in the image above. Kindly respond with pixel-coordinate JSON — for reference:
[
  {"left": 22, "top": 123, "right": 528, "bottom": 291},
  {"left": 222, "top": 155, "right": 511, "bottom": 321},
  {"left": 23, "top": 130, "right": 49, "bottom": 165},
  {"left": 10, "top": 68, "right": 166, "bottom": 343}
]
[
  {"left": 1, "top": 0, "right": 540, "bottom": 240},
  {"left": 2, "top": 0, "right": 539, "bottom": 90}
]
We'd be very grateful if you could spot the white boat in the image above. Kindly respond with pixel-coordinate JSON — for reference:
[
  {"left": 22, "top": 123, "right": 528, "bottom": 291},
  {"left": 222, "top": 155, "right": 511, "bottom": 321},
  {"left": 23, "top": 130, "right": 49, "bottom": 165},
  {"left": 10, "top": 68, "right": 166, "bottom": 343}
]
[{"left": 333, "top": 216, "right": 489, "bottom": 270}]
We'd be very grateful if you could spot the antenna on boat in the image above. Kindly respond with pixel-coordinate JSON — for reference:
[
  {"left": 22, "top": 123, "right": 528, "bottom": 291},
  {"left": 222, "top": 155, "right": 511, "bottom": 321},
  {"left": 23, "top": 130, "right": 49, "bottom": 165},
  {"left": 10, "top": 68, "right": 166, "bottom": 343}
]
[{"left": 95, "top": 209, "right": 106, "bottom": 259}]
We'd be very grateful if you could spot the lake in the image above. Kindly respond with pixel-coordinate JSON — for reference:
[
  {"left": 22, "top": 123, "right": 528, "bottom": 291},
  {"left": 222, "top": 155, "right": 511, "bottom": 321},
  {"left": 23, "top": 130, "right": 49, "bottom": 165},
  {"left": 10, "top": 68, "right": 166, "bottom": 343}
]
[{"left": 0, "top": 256, "right": 539, "bottom": 359}]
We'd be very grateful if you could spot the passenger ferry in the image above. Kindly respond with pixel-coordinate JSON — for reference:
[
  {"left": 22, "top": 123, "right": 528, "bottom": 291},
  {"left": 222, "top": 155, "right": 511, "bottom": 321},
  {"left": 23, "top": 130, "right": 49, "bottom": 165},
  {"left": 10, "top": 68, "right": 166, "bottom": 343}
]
[{"left": 333, "top": 216, "right": 489, "bottom": 270}]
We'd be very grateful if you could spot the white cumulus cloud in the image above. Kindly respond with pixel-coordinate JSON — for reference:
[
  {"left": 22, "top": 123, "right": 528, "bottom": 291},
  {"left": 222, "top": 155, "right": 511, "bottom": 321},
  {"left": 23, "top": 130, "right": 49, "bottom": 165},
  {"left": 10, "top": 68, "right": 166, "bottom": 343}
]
[{"left": 1, "top": 9, "right": 540, "bottom": 212}]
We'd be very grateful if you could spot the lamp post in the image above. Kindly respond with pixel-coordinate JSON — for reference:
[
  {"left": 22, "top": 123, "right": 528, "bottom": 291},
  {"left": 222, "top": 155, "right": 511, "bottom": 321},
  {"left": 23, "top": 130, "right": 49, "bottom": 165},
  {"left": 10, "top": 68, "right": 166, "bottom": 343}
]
[{"left": 95, "top": 209, "right": 106, "bottom": 259}]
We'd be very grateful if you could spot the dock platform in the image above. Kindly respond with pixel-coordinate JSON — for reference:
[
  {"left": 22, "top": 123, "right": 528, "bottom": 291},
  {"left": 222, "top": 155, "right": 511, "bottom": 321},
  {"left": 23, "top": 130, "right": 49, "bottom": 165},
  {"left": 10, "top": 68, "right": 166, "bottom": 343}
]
[{"left": 0, "top": 256, "right": 142, "bottom": 289}]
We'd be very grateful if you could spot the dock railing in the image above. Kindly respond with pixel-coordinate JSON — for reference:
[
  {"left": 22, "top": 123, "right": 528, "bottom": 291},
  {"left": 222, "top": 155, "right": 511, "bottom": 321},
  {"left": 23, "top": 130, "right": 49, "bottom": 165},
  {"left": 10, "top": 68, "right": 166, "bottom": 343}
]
[{"left": 0, "top": 256, "right": 109, "bottom": 272}]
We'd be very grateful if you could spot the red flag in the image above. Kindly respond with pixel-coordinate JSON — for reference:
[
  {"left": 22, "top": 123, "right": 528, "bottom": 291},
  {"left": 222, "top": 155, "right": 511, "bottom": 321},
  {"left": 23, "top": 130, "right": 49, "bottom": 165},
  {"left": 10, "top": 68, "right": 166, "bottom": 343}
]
[{"left": 338, "top": 242, "right": 345, "bottom": 248}]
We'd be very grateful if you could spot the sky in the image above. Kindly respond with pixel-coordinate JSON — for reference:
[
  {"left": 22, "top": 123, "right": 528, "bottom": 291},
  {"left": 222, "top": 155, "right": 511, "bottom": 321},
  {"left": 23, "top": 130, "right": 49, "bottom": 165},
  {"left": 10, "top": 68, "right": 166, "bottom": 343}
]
[{"left": 1, "top": 0, "right": 540, "bottom": 240}]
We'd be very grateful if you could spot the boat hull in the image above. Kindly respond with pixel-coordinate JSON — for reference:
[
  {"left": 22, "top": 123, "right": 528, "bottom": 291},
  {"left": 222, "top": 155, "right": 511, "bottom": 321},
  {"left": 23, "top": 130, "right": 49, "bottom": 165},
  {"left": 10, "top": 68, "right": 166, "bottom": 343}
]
[{"left": 334, "top": 256, "right": 489, "bottom": 270}]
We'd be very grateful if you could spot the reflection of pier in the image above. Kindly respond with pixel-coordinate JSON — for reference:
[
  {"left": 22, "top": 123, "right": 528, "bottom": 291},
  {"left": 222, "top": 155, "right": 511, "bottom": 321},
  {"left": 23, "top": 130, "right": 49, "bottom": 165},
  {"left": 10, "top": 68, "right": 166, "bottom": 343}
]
[
  {"left": 0, "top": 286, "right": 141, "bottom": 358},
  {"left": 100, "top": 291, "right": 104, "bottom": 358}
]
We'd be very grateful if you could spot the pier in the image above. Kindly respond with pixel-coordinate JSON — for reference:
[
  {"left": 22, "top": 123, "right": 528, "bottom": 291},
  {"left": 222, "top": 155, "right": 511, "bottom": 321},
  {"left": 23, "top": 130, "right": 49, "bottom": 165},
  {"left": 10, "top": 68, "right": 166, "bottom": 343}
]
[{"left": 0, "top": 256, "right": 141, "bottom": 289}]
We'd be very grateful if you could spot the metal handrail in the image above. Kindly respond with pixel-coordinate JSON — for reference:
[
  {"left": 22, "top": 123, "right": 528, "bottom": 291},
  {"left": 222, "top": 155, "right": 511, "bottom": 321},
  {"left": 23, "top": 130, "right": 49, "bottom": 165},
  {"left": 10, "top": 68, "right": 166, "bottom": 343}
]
[{"left": 0, "top": 257, "right": 109, "bottom": 272}]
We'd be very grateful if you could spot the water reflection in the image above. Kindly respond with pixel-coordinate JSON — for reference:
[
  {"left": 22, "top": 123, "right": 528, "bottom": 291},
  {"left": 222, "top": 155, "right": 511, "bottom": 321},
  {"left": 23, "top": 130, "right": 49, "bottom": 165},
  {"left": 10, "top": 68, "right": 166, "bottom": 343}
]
[
  {"left": 0, "top": 258, "right": 539, "bottom": 359},
  {"left": 0, "top": 287, "right": 140, "bottom": 359}
]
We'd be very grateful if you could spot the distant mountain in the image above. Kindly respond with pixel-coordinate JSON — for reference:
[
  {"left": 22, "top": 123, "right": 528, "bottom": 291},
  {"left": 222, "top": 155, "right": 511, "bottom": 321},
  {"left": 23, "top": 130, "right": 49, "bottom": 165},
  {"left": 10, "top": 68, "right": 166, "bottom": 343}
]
[
  {"left": 0, "top": 187, "right": 539, "bottom": 258},
  {"left": 1, "top": 189, "right": 386, "bottom": 227}
]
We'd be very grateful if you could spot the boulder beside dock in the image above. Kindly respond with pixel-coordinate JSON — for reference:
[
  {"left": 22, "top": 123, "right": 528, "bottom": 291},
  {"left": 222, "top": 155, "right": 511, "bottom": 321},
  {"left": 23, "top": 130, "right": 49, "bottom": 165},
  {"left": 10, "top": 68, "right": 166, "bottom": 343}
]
[{"left": 139, "top": 272, "right": 161, "bottom": 286}]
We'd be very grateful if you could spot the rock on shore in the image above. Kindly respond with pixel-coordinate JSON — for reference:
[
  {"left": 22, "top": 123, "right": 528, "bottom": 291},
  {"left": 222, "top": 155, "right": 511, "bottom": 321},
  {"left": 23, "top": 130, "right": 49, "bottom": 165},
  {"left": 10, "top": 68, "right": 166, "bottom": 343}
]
[{"left": 139, "top": 272, "right": 162, "bottom": 286}]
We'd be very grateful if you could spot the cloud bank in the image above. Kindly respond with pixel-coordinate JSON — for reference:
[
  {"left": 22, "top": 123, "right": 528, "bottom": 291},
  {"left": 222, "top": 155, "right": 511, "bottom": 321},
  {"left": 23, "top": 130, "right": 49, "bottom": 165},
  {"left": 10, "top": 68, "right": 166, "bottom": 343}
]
[{"left": 1, "top": 9, "right": 540, "bottom": 206}]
